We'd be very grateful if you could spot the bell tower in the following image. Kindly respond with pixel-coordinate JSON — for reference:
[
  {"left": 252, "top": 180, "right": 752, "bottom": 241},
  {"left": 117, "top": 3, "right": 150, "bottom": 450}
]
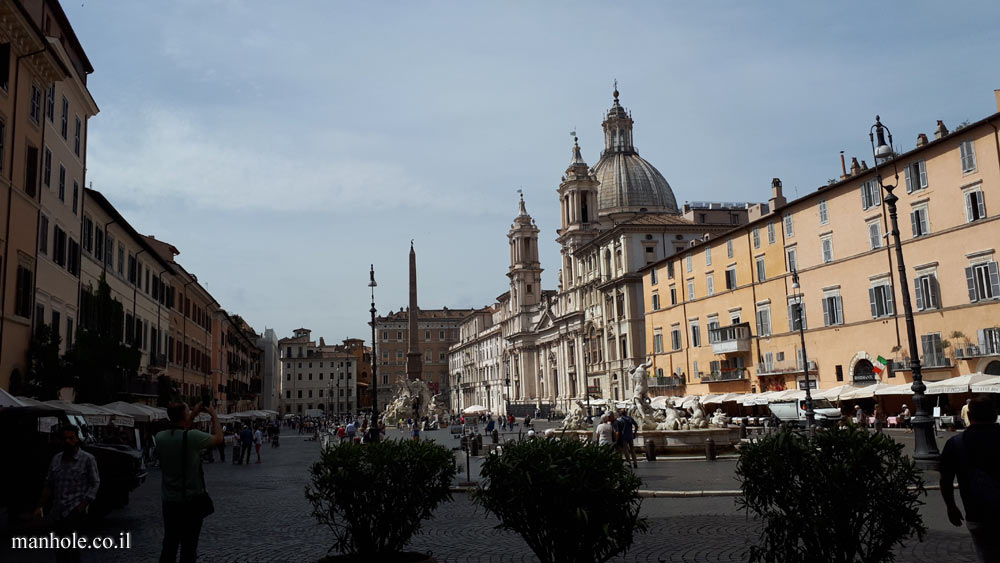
[
  {"left": 508, "top": 193, "right": 543, "bottom": 311},
  {"left": 556, "top": 136, "right": 600, "bottom": 290}
]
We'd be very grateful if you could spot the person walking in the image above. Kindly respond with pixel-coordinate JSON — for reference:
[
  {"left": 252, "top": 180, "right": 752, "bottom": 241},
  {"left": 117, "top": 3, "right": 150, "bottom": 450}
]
[
  {"left": 231, "top": 430, "right": 241, "bottom": 464},
  {"left": 900, "top": 404, "right": 912, "bottom": 433},
  {"left": 595, "top": 414, "right": 615, "bottom": 446},
  {"left": 253, "top": 426, "right": 263, "bottom": 463},
  {"left": 873, "top": 404, "right": 885, "bottom": 434},
  {"left": 34, "top": 425, "right": 100, "bottom": 563},
  {"left": 346, "top": 420, "right": 357, "bottom": 443},
  {"left": 239, "top": 425, "right": 253, "bottom": 465},
  {"left": 614, "top": 409, "right": 640, "bottom": 468},
  {"left": 941, "top": 397, "right": 1000, "bottom": 562},
  {"left": 155, "top": 402, "right": 223, "bottom": 563},
  {"left": 855, "top": 405, "right": 868, "bottom": 429},
  {"left": 962, "top": 398, "right": 972, "bottom": 428}
]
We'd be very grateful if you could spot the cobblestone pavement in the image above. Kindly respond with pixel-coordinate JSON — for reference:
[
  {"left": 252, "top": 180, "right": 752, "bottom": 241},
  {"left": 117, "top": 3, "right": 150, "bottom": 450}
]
[{"left": 0, "top": 427, "right": 977, "bottom": 562}]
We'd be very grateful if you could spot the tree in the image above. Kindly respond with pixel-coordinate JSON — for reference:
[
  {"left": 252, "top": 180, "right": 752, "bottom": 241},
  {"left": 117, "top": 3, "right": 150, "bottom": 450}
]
[
  {"left": 737, "top": 427, "right": 926, "bottom": 563},
  {"left": 65, "top": 274, "right": 141, "bottom": 404},
  {"left": 19, "top": 324, "right": 70, "bottom": 399}
]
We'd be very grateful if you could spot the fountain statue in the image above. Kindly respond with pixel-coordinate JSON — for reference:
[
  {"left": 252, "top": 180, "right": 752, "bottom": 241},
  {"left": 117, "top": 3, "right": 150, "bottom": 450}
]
[{"left": 382, "top": 378, "right": 447, "bottom": 423}]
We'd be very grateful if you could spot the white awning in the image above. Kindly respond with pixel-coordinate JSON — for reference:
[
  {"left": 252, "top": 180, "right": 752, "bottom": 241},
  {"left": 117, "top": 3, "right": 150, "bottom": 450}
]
[
  {"left": 840, "top": 383, "right": 897, "bottom": 400},
  {"left": 0, "top": 388, "right": 25, "bottom": 407},
  {"left": 462, "top": 404, "right": 489, "bottom": 414},
  {"left": 971, "top": 375, "right": 1000, "bottom": 393},
  {"left": 874, "top": 383, "right": 916, "bottom": 396},
  {"left": 925, "top": 373, "right": 994, "bottom": 395},
  {"left": 813, "top": 384, "right": 860, "bottom": 401}
]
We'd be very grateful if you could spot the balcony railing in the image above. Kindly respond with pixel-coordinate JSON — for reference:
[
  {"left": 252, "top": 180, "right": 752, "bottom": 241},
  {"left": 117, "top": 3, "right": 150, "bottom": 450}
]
[
  {"left": 700, "top": 369, "right": 748, "bottom": 382},
  {"left": 710, "top": 323, "right": 752, "bottom": 355},
  {"left": 757, "top": 361, "right": 817, "bottom": 376},
  {"left": 892, "top": 357, "right": 953, "bottom": 371},
  {"left": 649, "top": 376, "right": 685, "bottom": 387},
  {"left": 956, "top": 345, "right": 1000, "bottom": 359}
]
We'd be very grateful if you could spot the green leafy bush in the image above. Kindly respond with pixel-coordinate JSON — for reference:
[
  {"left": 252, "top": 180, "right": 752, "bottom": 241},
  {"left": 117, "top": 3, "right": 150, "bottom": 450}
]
[
  {"left": 736, "top": 427, "right": 926, "bottom": 563},
  {"left": 305, "top": 440, "right": 455, "bottom": 557},
  {"left": 472, "top": 439, "right": 646, "bottom": 563}
]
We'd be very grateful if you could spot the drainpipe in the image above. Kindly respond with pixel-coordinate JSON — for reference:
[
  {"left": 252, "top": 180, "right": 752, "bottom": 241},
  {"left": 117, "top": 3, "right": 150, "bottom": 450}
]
[
  {"left": 131, "top": 248, "right": 145, "bottom": 355},
  {"left": 0, "top": 47, "right": 47, "bottom": 368}
]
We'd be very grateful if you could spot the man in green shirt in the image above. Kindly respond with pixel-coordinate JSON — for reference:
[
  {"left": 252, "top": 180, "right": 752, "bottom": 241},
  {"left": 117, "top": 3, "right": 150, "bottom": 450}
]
[{"left": 155, "top": 402, "right": 223, "bottom": 562}]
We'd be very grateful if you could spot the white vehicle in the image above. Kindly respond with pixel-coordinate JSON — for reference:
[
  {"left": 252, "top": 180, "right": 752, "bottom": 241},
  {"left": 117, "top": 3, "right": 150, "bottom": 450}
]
[{"left": 768, "top": 399, "right": 842, "bottom": 427}]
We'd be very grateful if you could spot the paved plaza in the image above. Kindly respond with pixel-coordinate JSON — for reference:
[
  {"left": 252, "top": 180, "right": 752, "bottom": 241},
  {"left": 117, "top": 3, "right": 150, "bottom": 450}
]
[{"left": 0, "top": 423, "right": 979, "bottom": 562}]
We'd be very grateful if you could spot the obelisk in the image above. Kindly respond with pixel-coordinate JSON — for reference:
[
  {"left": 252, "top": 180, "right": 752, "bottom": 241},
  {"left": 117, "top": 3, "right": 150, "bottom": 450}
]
[{"left": 405, "top": 241, "right": 423, "bottom": 382}]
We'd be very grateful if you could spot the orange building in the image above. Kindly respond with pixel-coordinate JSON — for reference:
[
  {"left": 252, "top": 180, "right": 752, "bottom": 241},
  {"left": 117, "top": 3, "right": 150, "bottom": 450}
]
[{"left": 643, "top": 97, "right": 1000, "bottom": 411}]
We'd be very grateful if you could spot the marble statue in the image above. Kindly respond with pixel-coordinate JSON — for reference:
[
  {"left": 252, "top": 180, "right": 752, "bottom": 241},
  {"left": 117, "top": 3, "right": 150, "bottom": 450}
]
[
  {"left": 625, "top": 358, "right": 661, "bottom": 430},
  {"left": 655, "top": 405, "right": 688, "bottom": 430},
  {"left": 561, "top": 400, "right": 589, "bottom": 431},
  {"left": 382, "top": 378, "right": 446, "bottom": 423},
  {"left": 688, "top": 399, "right": 708, "bottom": 429},
  {"left": 710, "top": 409, "right": 728, "bottom": 428}
]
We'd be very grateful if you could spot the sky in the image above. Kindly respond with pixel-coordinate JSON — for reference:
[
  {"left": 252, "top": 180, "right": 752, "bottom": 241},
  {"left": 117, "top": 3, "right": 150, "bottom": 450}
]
[{"left": 61, "top": 0, "right": 1000, "bottom": 345}]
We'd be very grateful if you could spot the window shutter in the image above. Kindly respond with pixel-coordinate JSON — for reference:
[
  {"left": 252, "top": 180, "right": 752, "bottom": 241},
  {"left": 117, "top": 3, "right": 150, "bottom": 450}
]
[
  {"left": 869, "top": 287, "right": 878, "bottom": 318},
  {"left": 904, "top": 166, "right": 912, "bottom": 193},
  {"left": 885, "top": 285, "right": 894, "bottom": 315},
  {"left": 835, "top": 297, "right": 844, "bottom": 325},
  {"left": 966, "top": 266, "right": 978, "bottom": 302},
  {"left": 930, "top": 275, "right": 941, "bottom": 309},
  {"left": 861, "top": 186, "right": 867, "bottom": 209},
  {"left": 977, "top": 192, "right": 987, "bottom": 219},
  {"left": 919, "top": 161, "right": 927, "bottom": 188},
  {"left": 789, "top": 303, "right": 796, "bottom": 332},
  {"left": 822, "top": 297, "right": 830, "bottom": 326},
  {"left": 921, "top": 335, "right": 932, "bottom": 362},
  {"left": 914, "top": 277, "right": 925, "bottom": 311},
  {"left": 966, "top": 193, "right": 975, "bottom": 222},
  {"left": 756, "top": 311, "right": 763, "bottom": 336},
  {"left": 980, "top": 329, "right": 987, "bottom": 351},
  {"left": 960, "top": 142, "right": 969, "bottom": 170},
  {"left": 988, "top": 261, "right": 1000, "bottom": 299},
  {"left": 910, "top": 211, "right": 919, "bottom": 237}
]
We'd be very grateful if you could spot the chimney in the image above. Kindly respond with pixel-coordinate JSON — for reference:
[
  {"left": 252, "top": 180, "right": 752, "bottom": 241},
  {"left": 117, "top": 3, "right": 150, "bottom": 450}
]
[
  {"left": 850, "top": 157, "right": 861, "bottom": 176},
  {"left": 839, "top": 151, "right": 847, "bottom": 180},
  {"left": 916, "top": 133, "right": 928, "bottom": 147},
  {"left": 934, "top": 120, "right": 949, "bottom": 139},
  {"left": 769, "top": 178, "right": 787, "bottom": 210},
  {"left": 995, "top": 89, "right": 1000, "bottom": 113},
  {"left": 861, "top": 160, "right": 869, "bottom": 170}
]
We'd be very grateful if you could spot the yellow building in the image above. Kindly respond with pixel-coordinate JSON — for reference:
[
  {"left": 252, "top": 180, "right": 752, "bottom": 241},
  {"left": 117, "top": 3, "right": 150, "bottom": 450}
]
[{"left": 643, "top": 100, "right": 1000, "bottom": 407}]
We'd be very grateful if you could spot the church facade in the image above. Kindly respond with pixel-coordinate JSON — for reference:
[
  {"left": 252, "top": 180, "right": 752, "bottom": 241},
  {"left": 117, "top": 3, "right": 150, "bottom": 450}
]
[{"left": 449, "top": 90, "right": 759, "bottom": 416}]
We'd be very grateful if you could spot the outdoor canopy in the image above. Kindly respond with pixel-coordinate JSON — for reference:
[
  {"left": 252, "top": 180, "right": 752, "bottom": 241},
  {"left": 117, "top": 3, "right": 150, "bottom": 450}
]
[
  {"left": 971, "top": 375, "right": 1000, "bottom": 393},
  {"left": 461, "top": 404, "right": 489, "bottom": 415},
  {"left": 0, "top": 388, "right": 24, "bottom": 407},
  {"left": 925, "top": 373, "right": 994, "bottom": 394}
]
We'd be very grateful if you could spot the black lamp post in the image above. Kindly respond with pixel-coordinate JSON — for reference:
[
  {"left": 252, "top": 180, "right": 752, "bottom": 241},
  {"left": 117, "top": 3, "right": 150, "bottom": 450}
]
[
  {"left": 368, "top": 264, "right": 380, "bottom": 443},
  {"left": 869, "top": 116, "right": 939, "bottom": 464},
  {"left": 456, "top": 373, "right": 462, "bottom": 413},
  {"left": 791, "top": 269, "right": 815, "bottom": 428}
]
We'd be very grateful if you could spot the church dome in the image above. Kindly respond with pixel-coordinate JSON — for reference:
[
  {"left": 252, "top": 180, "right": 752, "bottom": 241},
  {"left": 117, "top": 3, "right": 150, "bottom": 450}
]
[{"left": 591, "top": 89, "right": 679, "bottom": 215}]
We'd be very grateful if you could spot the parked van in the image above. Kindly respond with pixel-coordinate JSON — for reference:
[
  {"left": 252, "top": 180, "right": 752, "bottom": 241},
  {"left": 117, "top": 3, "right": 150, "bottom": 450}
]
[{"left": 768, "top": 399, "right": 842, "bottom": 427}]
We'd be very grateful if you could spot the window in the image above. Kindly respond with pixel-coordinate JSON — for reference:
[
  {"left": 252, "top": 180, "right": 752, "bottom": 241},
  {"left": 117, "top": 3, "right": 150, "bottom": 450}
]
[
  {"left": 439, "top": 330, "right": 445, "bottom": 339},
  {"left": 965, "top": 188, "right": 986, "bottom": 222},
  {"left": 686, "top": 280, "right": 695, "bottom": 300},
  {"left": 14, "top": 265, "right": 33, "bottom": 318},
  {"left": 286, "top": 390, "right": 291, "bottom": 399},
  {"left": 982, "top": 328, "right": 1000, "bottom": 355},
  {"left": 39, "top": 215, "right": 48, "bottom": 255},
  {"left": 689, "top": 320, "right": 701, "bottom": 347},
  {"left": 822, "top": 293, "right": 844, "bottom": 326},
  {"left": 821, "top": 235, "right": 834, "bottom": 263},
  {"left": 755, "top": 305, "right": 771, "bottom": 337},
  {"left": 707, "top": 317, "right": 720, "bottom": 343},
  {"left": 74, "top": 117, "right": 81, "bottom": 156},
  {"left": 904, "top": 160, "right": 928, "bottom": 193},
  {"left": 651, "top": 292, "right": 660, "bottom": 310},
  {"left": 726, "top": 238, "right": 734, "bottom": 258},
  {"left": 915, "top": 273, "right": 941, "bottom": 311},
  {"left": 25, "top": 145, "right": 38, "bottom": 197},
  {"left": 297, "top": 390, "right": 302, "bottom": 398},
  {"left": 767, "top": 222, "right": 775, "bottom": 244},
  {"left": 46, "top": 84, "right": 54, "bottom": 121},
  {"left": 752, "top": 227, "right": 760, "bottom": 249},
  {"left": 57, "top": 165, "right": 65, "bottom": 201},
  {"left": 818, "top": 200, "right": 829, "bottom": 224},
  {"left": 725, "top": 267, "right": 737, "bottom": 290},
  {"left": 921, "top": 333, "right": 945, "bottom": 367},
  {"left": 650, "top": 267, "right": 658, "bottom": 285},
  {"left": 706, "top": 273, "right": 715, "bottom": 296},
  {"left": 869, "top": 282, "right": 895, "bottom": 318},
  {"left": 686, "top": 255, "right": 692, "bottom": 273},
  {"left": 52, "top": 226, "right": 66, "bottom": 266},
  {"left": 670, "top": 327, "right": 682, "bottom": 351},
  {"left": 705, "top": 247, "right": 712, "bottom": 266},
  {"left": 910, "top": 205, "right": 929, "bottom": 237},
  {"left": 29, "top": 85, "right": 41, "bottom": 123},
  {"left": 72, "top": 182, "right": 78, "bottom": 214},
  {"left": 867, "top": 219, "right": 882, "bottom": 250},
  {"left": 43, "top": 147, "right": 51, "bottom": 186},
  {"left": 784, "top": 214, "right": 794, "bottom": 237},
  {"left": 653, "top": 330, "right": 663, "bottom": 354},
  {"left": 960, "top": 140, "right": 977, "bottom": 173},
  {"left": 755, "top": 257, "right": 766, "bottom": 282},
  {"left": 966, "top": 261, "right": 1000, "bottom": 302},
  {"left": 61, "top": 97, "right": 68, "bottom": 138},
  {"left": 117, "top": 243, "right": 124, "bottom": 275},
  {"left": 788, "top": 296, "right": 806, "bottom": 331},
  {"left": 669, "top": 286, "right": 677, "bottom": 305},
  {"left": 861, "top": 179, "right": 880, "bottom": 210},
  {"left": 786, "top": 247, "right": 797, "bottom": 274}
]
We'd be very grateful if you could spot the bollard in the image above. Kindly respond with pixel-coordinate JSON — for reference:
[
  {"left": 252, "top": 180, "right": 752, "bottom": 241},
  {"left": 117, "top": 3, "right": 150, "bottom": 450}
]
[
  {"left": 470, "top": 437, "right": 480, "bottom": 456},
  {"left": 705, "top": 437, "right": 717, "bottom": 461},
  {"left": 740, "top": 418, "right": 748, "bottom": 439},
  {"left": 644, "top": 437, "right": 656, "bottom": 461},
  {"left": 476, "top": 433, "right": 484, "bottom": 450},
  {"left": 491, "top": 429, "right": 499, "bottom": 444},
  {"left": 460, "top": 435, "right": 469, "bottom": 452}
]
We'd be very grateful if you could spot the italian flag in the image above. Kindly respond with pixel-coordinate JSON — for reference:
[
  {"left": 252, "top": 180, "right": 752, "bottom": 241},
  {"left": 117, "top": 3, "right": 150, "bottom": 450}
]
[{"left": 872, "top": 355, "right": 888, "bottom": 375}]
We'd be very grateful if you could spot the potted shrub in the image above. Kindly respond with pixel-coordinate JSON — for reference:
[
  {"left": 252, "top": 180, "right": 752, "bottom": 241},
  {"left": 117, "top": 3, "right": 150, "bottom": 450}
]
[
  {"left": 736, "top": 426, "right": 926, "bottom": 563},
  {"left": 305, "top": 440, "right": 456, "bottom": 562},
  {"left": 472, "top": 438, "right": 647, "bottom": 563}
]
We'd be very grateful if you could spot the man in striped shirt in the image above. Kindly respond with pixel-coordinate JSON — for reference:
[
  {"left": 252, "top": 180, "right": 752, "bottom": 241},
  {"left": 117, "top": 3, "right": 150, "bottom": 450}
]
[{"left": 35, "top": 425, "right": 101, "bottom": 563}]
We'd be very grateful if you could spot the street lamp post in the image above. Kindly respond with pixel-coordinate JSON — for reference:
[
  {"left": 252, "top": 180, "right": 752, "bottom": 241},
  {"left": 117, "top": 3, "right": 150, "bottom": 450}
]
[
  {"left": 791, "top": 270, "right": 815, "bottom": 428},
  {"left": 368, "top": 265, "right": 380, "bottom": 443},
  {"left": 870, "top": 116, "right": 939, "bottom": 464}
]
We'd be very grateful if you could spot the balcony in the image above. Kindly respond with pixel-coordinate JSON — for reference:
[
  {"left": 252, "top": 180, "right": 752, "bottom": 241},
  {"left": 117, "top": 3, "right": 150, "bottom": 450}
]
[
  {"left": 757, "top": 361, "right": 817, "bottom": 377},
  {"left": 956, "top": 345, "right": 1000, "bottom": 359},
  {"left": 649, "top": 376, "right": 685, "bottom": 388},
  {"left": 892, "top": 357, "right": 953, "bottom": 371},
  {"left": 710, "top": 323, "right": 752, "bottom": 355},
  {"left": 700, "top": 369, "right": 748, "bottom": 382}
]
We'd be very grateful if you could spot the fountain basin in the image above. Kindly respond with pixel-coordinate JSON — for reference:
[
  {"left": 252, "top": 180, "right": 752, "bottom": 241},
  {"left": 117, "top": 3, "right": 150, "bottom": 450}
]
[{"left": 559, "top": 427, "right": 741, "bottom": 455}]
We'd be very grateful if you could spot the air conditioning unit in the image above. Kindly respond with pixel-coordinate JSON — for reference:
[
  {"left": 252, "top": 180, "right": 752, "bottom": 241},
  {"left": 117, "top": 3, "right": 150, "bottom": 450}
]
[{"left": 807, "top": 360, "right": 818, "bottom": 370}]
